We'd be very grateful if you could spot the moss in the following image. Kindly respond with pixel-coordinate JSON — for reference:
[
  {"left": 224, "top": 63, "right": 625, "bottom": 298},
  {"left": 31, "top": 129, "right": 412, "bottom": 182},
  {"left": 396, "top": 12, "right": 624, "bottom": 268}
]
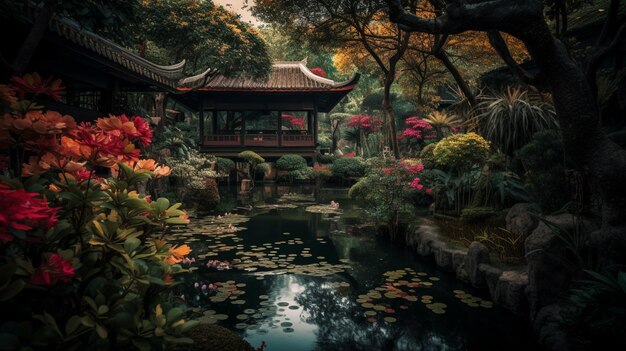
[
  {"left": 176, "top": 324, "right": 254, "bottom": 351},
  {"left": 460, "top": 206, "right": 496, "bottom": 222}
]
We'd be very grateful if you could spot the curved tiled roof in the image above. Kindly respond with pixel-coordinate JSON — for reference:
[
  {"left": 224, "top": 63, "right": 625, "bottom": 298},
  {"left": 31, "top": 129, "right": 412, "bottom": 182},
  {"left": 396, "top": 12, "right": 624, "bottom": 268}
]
[
  {"left": 48, "top": 17, "right": 202, "bottom": 89},
  {"left": 178, "top": 59, "right": 359, "bottom": 92}
]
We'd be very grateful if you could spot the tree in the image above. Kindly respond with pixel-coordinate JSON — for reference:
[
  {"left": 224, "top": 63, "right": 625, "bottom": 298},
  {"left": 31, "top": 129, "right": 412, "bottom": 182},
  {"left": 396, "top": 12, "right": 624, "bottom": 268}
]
[
  {"left": 253, "top": 0, "right": 422, "bottom": 159},
  {"left": 132, "top": 0, "right": 271, "bottom": 78},
  {"left": 386, "top": 0, "right": 626, "bottom": 265}
]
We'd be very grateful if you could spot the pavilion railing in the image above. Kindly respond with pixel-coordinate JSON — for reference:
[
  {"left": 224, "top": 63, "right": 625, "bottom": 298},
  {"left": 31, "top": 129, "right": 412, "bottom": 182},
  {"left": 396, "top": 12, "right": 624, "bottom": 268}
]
[
  {"left": 244, "top": 133, "right": 279, "bottom": 146},
  {"left": 204, "top": 134, "right": 240, "bottom": 146},
  {"left": 281, "top": 134, "right": 315, "bottom": 146}
]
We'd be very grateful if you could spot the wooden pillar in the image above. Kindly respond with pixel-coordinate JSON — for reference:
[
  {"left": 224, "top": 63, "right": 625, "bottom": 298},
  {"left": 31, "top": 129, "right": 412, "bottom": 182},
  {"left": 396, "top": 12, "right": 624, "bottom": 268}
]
[
  {"left": 240, "top": 112, "right": 246, "bottom": 146},
  {"left": 277, "top": 110, "right": 282, "bottom": 146},
  {"left": 312, "top": 97, "right": 318, "bottom": 145},
  {"left": 199, "top": 98, "right": 204, "bottom": 147}
]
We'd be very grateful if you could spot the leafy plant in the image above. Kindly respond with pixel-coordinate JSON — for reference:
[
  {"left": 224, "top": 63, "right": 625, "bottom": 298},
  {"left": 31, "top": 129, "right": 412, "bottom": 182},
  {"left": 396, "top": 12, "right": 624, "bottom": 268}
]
[
  {"left": 472, "top": 87, "right": 558, "bottom": 156},
  {"left": 561, "top": 269, "right": 626, "bottom": 346},
  {"left": 433, "top": 133, "right": 491, "bottom": 171},
  {"left": 330, "top": 157, "right": 368, "bottom": 178},
  {"left": 237, "top": 151, "right": 268, "bottom": 189},
  {"left": 0, "top": 73, "right": 197, "bottom": 350},
  {"left": 516, "top": 130, "right": 568, "bottom": 212},
  {"left": 422, "top": 110, "right": 461, "bottom": 139}
]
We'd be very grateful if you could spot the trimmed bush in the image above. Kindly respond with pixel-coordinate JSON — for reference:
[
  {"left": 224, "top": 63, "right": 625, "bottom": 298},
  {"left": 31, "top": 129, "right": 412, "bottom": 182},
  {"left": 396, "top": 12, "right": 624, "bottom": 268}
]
[
  {"left": 434, "top": 132, "right": 491, "bottom": 171},
  {"left": 275, "top": 154, "right": 308, "bottom": 171},
  {"left": 420, "top": 143, "right": 437, "bottom": 169},
  {"left": 215, "top": 157, "right": 235, "bottom": 174},
  {"left": 317, "top": 153, "right": 337, "bottom": 164},
  {"left": 238, "top": 150, "right": 264, "bottom": 165},
  {"left": 331, "top": 157, "right": 368, "bottom": 178}
]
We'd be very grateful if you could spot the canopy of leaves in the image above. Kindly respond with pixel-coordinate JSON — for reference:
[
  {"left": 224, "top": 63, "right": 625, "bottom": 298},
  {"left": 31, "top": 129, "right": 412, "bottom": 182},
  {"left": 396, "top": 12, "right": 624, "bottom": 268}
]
[{"left": 130, "top": 0, "right": 271, "bottom": 78}]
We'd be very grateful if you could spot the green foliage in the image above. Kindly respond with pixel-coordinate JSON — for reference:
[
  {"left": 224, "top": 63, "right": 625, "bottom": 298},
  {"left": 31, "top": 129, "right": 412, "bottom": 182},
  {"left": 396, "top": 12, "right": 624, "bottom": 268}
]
[
  {"left": 433, "top": 133, "right": 491, "bottom": 171},
  {"left": 275, "top": 154, "right": 308, "bottom": 172},
  {"left": 419, "top": 143, "right": 437, "bottom": 169},
  {"left": 215, "top": 157, "right": 235, "bottom": 175},
  {"left": 238, "top": 151, "right": 264, "bottom": 166},
  {"left": 317, "top": 154, "right": 337, "bottom": 164},
  {"left": 185, "top": 178, "right": 220, "bottom": 211},
  {"left": 561, "top": 269, "right": 626, "bottom": 346},
  {"left": 516, "top": 130, "right": 568, "bottom": 212},
  {"left": 460, "top": 206, "right": 496, "bottom": 222},
  {"left": 153, "top": 124, "right": 197, "bottom": 159},
  {"left": 132, "top": 0, "right": 270, "bottom": 78},
  {"left": 473, "top": 88, "right": 558, "bottom": 156},
  {"left": 330, "top": 157, "right": 368, "bottom": 178}
]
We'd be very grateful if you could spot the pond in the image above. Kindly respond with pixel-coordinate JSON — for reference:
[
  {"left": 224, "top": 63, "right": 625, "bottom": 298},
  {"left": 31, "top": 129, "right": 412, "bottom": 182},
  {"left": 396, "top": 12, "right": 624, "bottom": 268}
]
[{"left": 172, "top": 185, "right": 535, "bottom": 351}]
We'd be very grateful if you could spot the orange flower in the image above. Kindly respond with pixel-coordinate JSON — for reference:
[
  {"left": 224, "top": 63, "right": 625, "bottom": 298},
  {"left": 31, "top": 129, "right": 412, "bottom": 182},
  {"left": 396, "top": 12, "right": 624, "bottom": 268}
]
[
  {"left": 134, "top": 159, "right": 157, "bottom": 172},
  {"left": 154, "top": 165, "right": 171, "bottom": 178},
  {"left": 162, "top": 274, "right": 174, "bottom": 285},
  {"left": 22, "top": 156, "right": 47, "bottom": 176},
  {"left": 179, "top": 212, "right": 190, "bottom": 224},
  {"left": 166, "top": 244, "right": 192, "bottom": 265},
  {"left": 96, "top": 116, "right": 137, "bottom": 136}
]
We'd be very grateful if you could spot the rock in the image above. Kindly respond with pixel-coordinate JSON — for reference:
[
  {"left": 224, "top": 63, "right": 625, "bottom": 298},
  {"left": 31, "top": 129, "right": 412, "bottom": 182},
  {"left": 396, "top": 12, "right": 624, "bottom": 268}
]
[
  {"left": 506, "top": 203, "right": 540, "bottom": 237},
  {"left": 525, "top": 214, "right": 592, "bottom": 319},
  {"left": 465, "top": 242, "right": 490, "bottom": 288},
  {"left": 479, "top": 263, "right": 502, "bottom": 295},
  {"left": 496, "top": 270, "right": 529, "bottom": 315},
  {"left": 533, "top": 304, "right": 582, "bottom": 351},
  {"left": 456, "top": 262, "right": 469, "bottom": 282},
  {"left": 434, "top": 247, "right": 454, "bottom": 271}
]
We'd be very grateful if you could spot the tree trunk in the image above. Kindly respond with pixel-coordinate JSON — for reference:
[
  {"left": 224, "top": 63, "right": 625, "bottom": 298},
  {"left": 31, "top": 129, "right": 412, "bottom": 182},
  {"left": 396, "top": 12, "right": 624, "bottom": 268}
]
[
  {"left": 12, "top": 3, "right": 56, "bottom": 75},
  {"left": 434, "top": 50, "right": 477, "bottom": 108},
  {"left": 383, "top": 70, "right": 401, "bottom": 158}
]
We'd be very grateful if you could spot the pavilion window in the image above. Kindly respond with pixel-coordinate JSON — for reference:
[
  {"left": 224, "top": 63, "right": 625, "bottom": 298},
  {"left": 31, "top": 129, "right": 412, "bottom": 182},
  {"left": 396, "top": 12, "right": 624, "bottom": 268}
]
[
  {"left": 281, "top": 111, "right": 310, "bottom": 134},
  {"left": 242, "top": 111, "right": 279, "bottom": 133},
  {"left": 216, "top": 111, "right": 242, "bottom": 133}
]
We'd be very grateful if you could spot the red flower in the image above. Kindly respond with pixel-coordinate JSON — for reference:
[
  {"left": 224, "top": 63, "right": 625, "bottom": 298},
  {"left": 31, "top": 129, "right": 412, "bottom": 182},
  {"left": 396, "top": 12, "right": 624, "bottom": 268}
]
[
  {"left": 0, "top": 184, "right": 59, "bottom": 242},
  {"left": 281, "top": 114, "right": 305, "bottom": 129},
  {"left": 10, "top": 73, "right": 64, "bottom": 101},
  {"left": 31, "top": 253, "right": 75, "bottom": 286},
  {"left": 342, "top": 152, "right": 355, "bottom": 158},
  {"left": 348, "top": 115, "right": 382, "bottom": 134},
  {"left": 398, "top": 117, "right": 436, "bottom": 141}
]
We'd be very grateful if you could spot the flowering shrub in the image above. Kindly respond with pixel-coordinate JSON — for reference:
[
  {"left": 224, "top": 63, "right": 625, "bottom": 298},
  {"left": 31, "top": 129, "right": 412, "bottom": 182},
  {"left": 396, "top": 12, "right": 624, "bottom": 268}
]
[
  {"left": 0, "top": 74, "right": 197, "bottom": 349},
  {"left": 347, "top": 114, "right": 382, "bottom": 134},
  {"left": 349, "top": 158, "right": 431, "bottom": 236},
  {"left": 398, "top": 117, "right": 436, "bottom": 141},
  {"left": 433, "top": 132, "right": 491, "bottom": 171}
]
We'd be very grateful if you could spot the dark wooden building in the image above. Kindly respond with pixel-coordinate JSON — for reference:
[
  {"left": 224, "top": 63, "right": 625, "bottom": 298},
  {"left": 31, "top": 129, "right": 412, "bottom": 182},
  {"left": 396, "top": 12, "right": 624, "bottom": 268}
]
[{"left": 177, "top": 59, "right": 359, "bottom": 159}]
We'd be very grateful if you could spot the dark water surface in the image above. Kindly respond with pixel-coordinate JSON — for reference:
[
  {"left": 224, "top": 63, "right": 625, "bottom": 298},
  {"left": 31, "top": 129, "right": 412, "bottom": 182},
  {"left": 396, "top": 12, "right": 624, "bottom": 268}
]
[{"left": 175, "top": 185, "right": 535, "bottom": 351}]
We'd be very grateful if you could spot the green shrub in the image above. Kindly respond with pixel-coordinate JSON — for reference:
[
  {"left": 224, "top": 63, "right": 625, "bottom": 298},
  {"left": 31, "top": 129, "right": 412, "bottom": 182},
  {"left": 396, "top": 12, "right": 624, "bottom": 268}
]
[
  {"left": 460, "top": 206, "right": 496, "bottom": 222},
  {"left": 434, "top": 132, "right": 491, "bottom": 171},
  {"left": 275, "top": 154, "right": 308, "bottom": 171},
  {"left": 420, "top": 143, "right": 437, "bottom": 169},
  {"left": 215, "top": 157, "right": 235, "bottom": 174},
  {"left": 331, "top": 157, "right": 368, "bottom": 178},
  {"left": 317, "top": 154, "right": 337, "bottom": 164},
  {"left": 516, "top": 130, "right": 567, "bottom": 212},
  {"left": 186, "top": 178, "right": 220, "bottom": 211},
  {"left": 238, "top": 150, "right": 264, "bottom": 165}
]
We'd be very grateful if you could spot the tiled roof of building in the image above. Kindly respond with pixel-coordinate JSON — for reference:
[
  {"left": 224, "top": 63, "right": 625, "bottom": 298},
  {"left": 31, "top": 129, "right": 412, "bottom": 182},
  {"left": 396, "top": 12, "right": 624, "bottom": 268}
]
[
  {"left": 47, "top": 17, "right": 216, "bottom": 90},
  {"left": 178, "top": 59, "right": 359, "bottom": 92}
]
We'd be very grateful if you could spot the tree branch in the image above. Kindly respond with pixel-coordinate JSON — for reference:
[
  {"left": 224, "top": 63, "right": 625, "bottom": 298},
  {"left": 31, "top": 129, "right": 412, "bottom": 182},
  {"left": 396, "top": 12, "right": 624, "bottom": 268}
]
[{"left": 487, "top": 30, "right": 539, "bottom": 85}]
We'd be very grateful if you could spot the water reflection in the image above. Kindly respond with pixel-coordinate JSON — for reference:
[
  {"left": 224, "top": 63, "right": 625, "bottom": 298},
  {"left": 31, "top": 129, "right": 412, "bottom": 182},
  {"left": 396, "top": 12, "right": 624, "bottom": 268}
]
[{"left": 176, "top": 185, "right": 534, "bottom": 351}]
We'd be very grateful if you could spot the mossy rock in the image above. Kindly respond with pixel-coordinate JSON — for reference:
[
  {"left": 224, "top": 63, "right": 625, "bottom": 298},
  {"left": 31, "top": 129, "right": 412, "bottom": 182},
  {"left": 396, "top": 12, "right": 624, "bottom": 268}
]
[
  {"left": 460, "top": 206, "right": 496, "bottom": 222},
  {"left": 176, "top": 324, "right": 254, "bottom": 351}
]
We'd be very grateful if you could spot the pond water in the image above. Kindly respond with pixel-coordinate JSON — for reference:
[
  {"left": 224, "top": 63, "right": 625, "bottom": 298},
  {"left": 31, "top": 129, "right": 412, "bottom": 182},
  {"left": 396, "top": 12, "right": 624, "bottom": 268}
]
[{"left": 173, "top": 185, "right": 535, "bottom": 351}]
